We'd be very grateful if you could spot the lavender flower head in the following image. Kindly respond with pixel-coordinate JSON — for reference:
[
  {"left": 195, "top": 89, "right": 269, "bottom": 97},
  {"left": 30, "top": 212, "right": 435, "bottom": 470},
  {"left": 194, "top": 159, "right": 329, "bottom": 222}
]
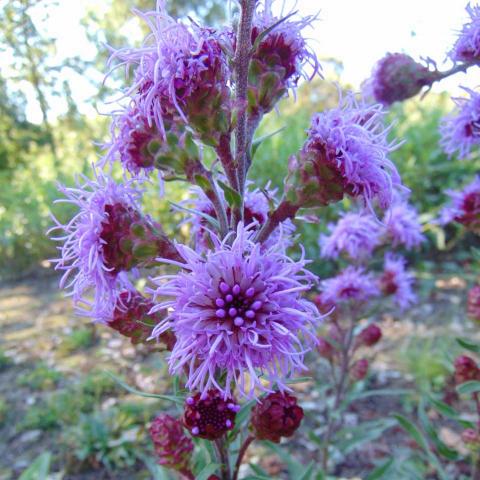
[
  {"left": 449, "top": 4, "right": 480, "bottom": 63},
  {"left": 103, "top": 105, "right": 159, "bottom": 177},
  {"left": 150, "top": 223, "right": 320, "bottom": 398},
  {"left": 320, "top": 267, "right": 380, "bottom": 306},
  {"left": 440, "top": 87, "right": 480, "bottom": 158},
  {"left": 48, "top": 172, "right": 142, "bottom": 322},
  {"left": 108, "top": 1, "right": 229, "bottom": 136},
  {"left": 319, "top": 212, "right": 382, "bottom": 260},
  {"left": 383, "top": 200, "right": 425, "bottom": 249},
  {"left": 379, "top": 253, "right": 416, "bottom": 310},
  {"left": 290, "top": 91, "right": 403, "bottom": 209},
  {"left": 251, "top": 0, "right": 320, "bottom": 90},
  {"left": 439, "top": 176, "right": 480, "bottom": 232}
]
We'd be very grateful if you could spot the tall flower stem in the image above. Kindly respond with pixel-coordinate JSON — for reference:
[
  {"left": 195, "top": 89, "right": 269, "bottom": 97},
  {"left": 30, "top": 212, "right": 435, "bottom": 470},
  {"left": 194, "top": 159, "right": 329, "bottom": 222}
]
[
  {"left": 321, "top": 316, "right": 356, "bottom": 472},
  {"left": 214, "top": 437, "right": 231, "bottom": 480},
  {"left": 255, "top": 200, "right": 299, "bottom": 243},
  {"left": 234, "top": 0, "right": 256, "bottom": 198},
  {"left": 233, "top": 435, "right": 254, "bottom": 480},
  {"left": 431, "top": 61, "right": 479, "bottom": 85}
]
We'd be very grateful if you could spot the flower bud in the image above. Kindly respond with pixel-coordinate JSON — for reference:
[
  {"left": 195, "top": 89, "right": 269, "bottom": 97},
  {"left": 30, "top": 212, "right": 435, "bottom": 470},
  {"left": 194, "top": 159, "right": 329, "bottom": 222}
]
[
  {"left": 317, "top": 336, "right": 335, "bottom": 360},
  {"left": 109, "top": 291, "right": 175, "bottom": 348},
  {"left": 149, "top": 414, "right": 193, "bottom": 472},
  {"left": 454, "top": 355, "right": 480, "bottom": 384},
  {"left": 462, "top": 429, "right": 480, "bottom": 451},
  {"left": 183, "top": 389, "right": 239, "bottom": 440},
  {"left": 250, "top": 391, "right": 304, "bottom": 443},
  {"left": 468, "top": 285, "right": 480, "bottom": 323},
  {"left": 100, "top": 202, "right": 180, "bottom": 272},
  {"left": 351, "top": 358, "right": 369, "bottom": 381},
  {"left": 367, "top": 53, "right": 438, "bottom": 105},
  {"left": 357, "top": 324, "right": 382, "bottom": 347}
]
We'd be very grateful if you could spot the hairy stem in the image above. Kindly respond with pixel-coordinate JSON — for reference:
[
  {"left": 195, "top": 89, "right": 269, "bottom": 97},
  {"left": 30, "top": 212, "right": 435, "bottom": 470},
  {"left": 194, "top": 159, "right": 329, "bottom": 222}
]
[
  {"left": 214, "top": 437, "right": 231, "bottom": 480},
  {"left": 432, "top": 61, "right": 479, "bottom": 84},
  {"left": 321, "top": 316, "right": 356, "bottom": 472},
  {"left": 233, "top": 435, "right": 254, "bottom": 480},
  {"left": 255, "top": 200, "right": 299, "bottom": 244},
  {"left": 204, "top": 170, "right": 229, "bottom": 237},
  {"left": 234, "top": 0, "right": 256, "bottom": 198}
]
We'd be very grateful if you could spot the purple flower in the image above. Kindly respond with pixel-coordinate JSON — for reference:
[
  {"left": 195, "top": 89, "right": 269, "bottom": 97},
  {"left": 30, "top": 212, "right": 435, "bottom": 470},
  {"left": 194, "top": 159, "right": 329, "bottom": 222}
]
[
  {"left": 383, "top": 201, "right": 425, "bottom": 249},
  {"left": 319, "top": 212, "right": 382, "bottom": 260},
  {"left": 107, "top": 3, "right": 230, "bottom": 140},
  {"left": 102, "top": 105, "right": 160, "bottom": 177},
  {"left": 379, "top": 253, "right": 416, "bottom": 310},
  {"left": 439, "top": 176, "right": 480, "bottom": 232},
  {"left": 320, "top": 266, "right": 380, "bottom": 306},
  {"left": 288, "top": 91, "right": 404, "bottom": 209},
  {"left": 365, "top": 53, "right": 437, "bottom": 105},
  {"left": 150, "top": 224, "right": 320, "bottom": 398},
  {"left": 252, "top": 2, "right": 319, "bottom": 86},
  {"left": 48, "top": 172, "right": 143, "bottom": 322},
  {"left": 449, "top": 4, "right": 480, "bottom": 63},
  {"left": 440, "top": 87, "right": 480, "bottom": 158},
  {"left": 187, "top": 182, "right": 295, "bottom": 251}
]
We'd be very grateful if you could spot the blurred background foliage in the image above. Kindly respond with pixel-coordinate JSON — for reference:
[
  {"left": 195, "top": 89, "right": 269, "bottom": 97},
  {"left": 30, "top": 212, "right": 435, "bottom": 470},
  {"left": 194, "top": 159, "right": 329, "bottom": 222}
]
[{"left": 1, "top": 0, "right": 479, "bottom": 282}]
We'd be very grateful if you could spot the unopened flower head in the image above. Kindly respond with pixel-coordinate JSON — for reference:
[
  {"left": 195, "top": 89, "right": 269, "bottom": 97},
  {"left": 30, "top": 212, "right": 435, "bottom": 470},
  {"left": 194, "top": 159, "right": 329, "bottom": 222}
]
[
  {"left": 379, "top": 253, "right": 416, "bottom": 310},
  {"left": 439, "top": 176, "right": 480, "bottom": 232},
  {"left": 351, "top": 358, "right": 369, "bottom": 381},
  {"left": 440, "top": 87, "right": 480, "bottom": 159},
  {"left": 110, "top": 290, "right": 176, "bottom": 348},
  {"left": 250, "top": 391, "right": 304, "bottom": 443},
  {"left": 247, "top": 1, "right": 320, "bottom": 115},
  {"left": 454, "top": 355, "right": 480, "bottom": 384},
  {"left": 149, "top": 414, "right": 193, "bottom": 471},
  {"left": 108, "top": 2, "right": 230, "bottom": 143},
  {"left": 320, "top": 266, "right": 380, "bottom": 306},
  {"left": 450, "top": 4, "right": 480, "bottom": 63},
  {"left": 468, "top": 284, "right": 480, "bottom": 323},
  {"left": 320, "top": 212, "right": 382, "bottom": 260},
  {"left": 183, "top": 389, "right": 239, "bottom": 440},
  {"left": 288, "top": 91, "right": 403, "bottom": 209},
  {"left": 49, "top": 172, "right": 143, "bottom": 322},
  {"left": 365, "top": 53, "right": 437, "bottom": 105},
  {"left": 384, "top": 200, "right": 425, "bottom": 249},
  {"left": 357, "top": 323, "right": 382, "bottom": 347},
  {"left": 150, "top": 223, "right": 320, "bottom": 398}
]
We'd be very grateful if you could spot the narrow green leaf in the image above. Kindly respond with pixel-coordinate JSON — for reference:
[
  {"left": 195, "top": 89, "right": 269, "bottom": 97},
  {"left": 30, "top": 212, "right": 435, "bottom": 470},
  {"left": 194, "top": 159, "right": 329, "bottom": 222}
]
[
  {"left": 428, "top": 395, "right": 459, "bottom": 419},
  {"left": 456, "top": 338, "right": 480, "bottom": 353},
  {"left": 169, "top": 201, "right": 220, "bottom": 231},
  {"left": 229, "top": 399, "right": 255, "bottom": 437},
  {"left": 365, "top": 458, "right": 395, "bottom": 480},
  {"left": 299, "top": 461, "right": 315, "bottom": 480},
  {"left": 19, "top": 453, "right": 51, "bottom": 480},
  {"left": 196, "top": 463, "right": 222, "bottom": 480},
  {"left": 251, "top": 127, "right": 286, "bottom": 157},
  {"left": 456, "top": 380, "right": 480, "bottom": 395},
  {"left": 218, "top": 180, "right": 242, "bottom": 209},
  {"left": 104, "top": 371, "right": 184, "bottom": 404},
  {"left": 393, "top": 414, "right": 429, "bottom": 451}
]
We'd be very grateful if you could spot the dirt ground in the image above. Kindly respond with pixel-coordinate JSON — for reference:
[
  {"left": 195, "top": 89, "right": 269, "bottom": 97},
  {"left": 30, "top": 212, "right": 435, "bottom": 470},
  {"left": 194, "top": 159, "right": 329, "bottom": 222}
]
[{"left": 0, "top": 270, "right": 479, "bottom": 479}]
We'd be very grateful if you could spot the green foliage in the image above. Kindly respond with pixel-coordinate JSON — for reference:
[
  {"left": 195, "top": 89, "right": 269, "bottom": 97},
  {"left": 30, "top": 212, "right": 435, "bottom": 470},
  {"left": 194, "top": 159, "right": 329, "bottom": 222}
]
[
  {"left": 0, "top": 397, "right": 7, "bottom": 425},
  {"left": 0, "top": 349, "right": 12, "bottom": 371},
  {"left": 17, "top": 364, "right": 63, "bottom": 391},
  {"left": 58, "top": 326, "right": 97, "bottom": 356},
  {"left": 18, "top": 452, "right": 52, "bottom": 480},
  {"left": 61, "top": 407, "right": 143, "bottom": 472}
]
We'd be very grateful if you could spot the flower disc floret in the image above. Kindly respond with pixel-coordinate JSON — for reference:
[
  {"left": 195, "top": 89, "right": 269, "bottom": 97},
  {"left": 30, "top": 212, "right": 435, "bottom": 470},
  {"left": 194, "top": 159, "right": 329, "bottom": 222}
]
[{"left": 150, "top": 224, "right": 320, "bottom": 398}]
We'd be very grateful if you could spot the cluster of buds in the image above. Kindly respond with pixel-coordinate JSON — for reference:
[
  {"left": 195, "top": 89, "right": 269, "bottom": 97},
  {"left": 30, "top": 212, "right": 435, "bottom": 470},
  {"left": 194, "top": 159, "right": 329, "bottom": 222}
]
[
  {"left": 183, "top": 389, "right": 240, "bottom": 440},
  {"left": 250, "top": 391, "right": 304, "bottom": 443},
  {"left": 149, "top": 414, "right": 194, "bottom": 473},
  {"left": 366, "top": 53, "right": 439, "bottom": 105}
]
